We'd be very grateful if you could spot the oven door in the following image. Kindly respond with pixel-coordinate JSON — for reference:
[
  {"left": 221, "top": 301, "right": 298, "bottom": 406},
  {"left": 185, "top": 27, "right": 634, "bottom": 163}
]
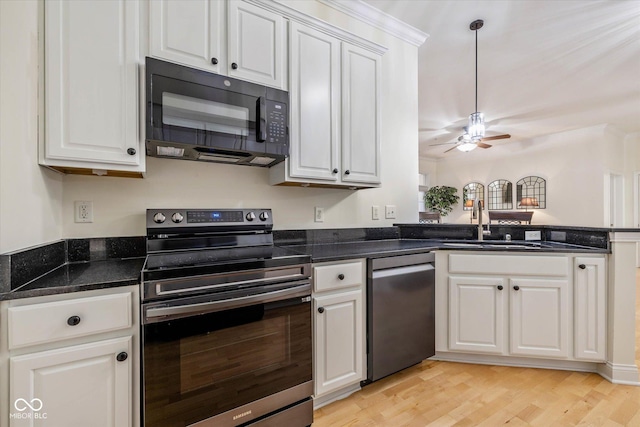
[{"left": 142, "top": 282, "right": 312, "bottom": 427}]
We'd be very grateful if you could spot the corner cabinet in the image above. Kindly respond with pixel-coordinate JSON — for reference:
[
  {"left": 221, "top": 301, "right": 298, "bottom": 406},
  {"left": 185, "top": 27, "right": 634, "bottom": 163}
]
[
  {"left": 270, "top": 21, "right": 383, "bottom": 189},
  {"left": 40, "top": 0, "right": 144, "bottom": 177},
  {"left": 437, "top": 252, "right": 606, "bottom": 366},
  {"left": 312, "top": 259, "right": 366, "bottom": 407},
  {"left": 0, "top": 286, "right": 140, "bottom": 427},
  {"left": 149, "top": 0, "right": 286, "bottom": 89}
]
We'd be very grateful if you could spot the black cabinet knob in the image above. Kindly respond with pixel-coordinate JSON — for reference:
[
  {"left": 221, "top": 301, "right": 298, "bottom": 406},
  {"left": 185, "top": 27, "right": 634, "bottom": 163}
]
[
  {"left": 127, "top": 148, "right": 136, "bottom": 156},
  {"left": 231, "top": 62, "right": 238, "bottom": 70},
  {"left": 497, "top": 285, "right": 503, "bottom": 291},
  {"left": 338, "top": 274, "right": 345, "bottom": 280},
  {"left": 344, "top": 170, "right": 350, "bottom": 175},
  {"left": 318, "top": 307, "right": 325, "bottom": 314},
  {"left": 578, "top": 264, "right": 586, "bottom": 269},
  {"left": 67, "top": 315, "right": 81, "bottom": 326},
  {"left": 513, "top": 285, "right": 520, "bottom": 291},
  {"left": 211, "top": 57, "right": 218, "bottom": 65},
  {"left": 332, "top": 168, "right": 338, "bottom": 174},
  {"left": 116, "top": 352, "right": 128, "bottom": 362}
]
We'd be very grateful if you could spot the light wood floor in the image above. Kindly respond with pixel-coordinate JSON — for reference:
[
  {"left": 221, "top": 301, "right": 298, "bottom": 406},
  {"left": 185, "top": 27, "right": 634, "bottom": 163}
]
[{"left": 313, "top": 269, "right": 640, "bottom": 427}]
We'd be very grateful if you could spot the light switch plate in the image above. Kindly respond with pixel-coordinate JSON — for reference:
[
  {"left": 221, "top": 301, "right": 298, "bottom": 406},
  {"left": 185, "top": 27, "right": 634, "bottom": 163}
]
[
  {"left": 372, "top": 205, "right": 380, "bottom": 220},
  {"left": 525, "top": 230, "right": 541, "bottom": 241},
  {"left": 314, "top": 207, "right": 324, "bottom": 222}
]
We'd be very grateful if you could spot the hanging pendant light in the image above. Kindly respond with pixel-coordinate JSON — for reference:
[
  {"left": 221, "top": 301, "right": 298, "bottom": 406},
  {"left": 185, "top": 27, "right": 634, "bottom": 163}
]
[{"left": 468, "top": 19, "right": 485, "bottom": 142}]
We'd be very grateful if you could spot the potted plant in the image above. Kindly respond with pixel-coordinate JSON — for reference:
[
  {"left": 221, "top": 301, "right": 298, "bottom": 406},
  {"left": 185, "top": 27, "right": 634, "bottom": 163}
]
[{"left": 424, "top": 186, "right": 460, "bottom": 218}]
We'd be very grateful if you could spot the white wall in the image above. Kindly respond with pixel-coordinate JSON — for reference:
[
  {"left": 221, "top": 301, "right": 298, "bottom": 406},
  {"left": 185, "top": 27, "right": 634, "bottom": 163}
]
[
  {"left": 0, "top": 0, "right": 63, "bottom": 253},
  {"left": 58, "top": 1, "right": 420, "bottom": 238},
  {"left": 432, "top": 126, "right": 614, "bottom": 226}
]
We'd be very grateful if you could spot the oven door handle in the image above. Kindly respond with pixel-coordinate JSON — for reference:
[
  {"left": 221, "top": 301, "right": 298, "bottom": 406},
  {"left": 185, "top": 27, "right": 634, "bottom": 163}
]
[{"left": 144, "top": 282, "right": 310, "bottom": 322}]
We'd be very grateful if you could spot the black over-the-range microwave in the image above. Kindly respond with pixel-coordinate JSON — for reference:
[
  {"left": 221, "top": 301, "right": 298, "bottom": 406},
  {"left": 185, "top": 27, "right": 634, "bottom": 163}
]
[{"left": 145, "top": 57, "right": 289, "bottom": 167}]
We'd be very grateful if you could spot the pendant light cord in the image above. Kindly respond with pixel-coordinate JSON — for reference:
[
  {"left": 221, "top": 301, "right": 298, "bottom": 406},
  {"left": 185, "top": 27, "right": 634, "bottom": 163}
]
[{"left": 475, "top": 26, "right": 478, "bottom": 113}]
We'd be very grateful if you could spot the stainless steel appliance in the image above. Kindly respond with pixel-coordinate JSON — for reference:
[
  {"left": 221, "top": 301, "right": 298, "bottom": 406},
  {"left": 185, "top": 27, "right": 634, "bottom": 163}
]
[
  {"left": 141, "top": 209, "right": 312, "bottom": 427},
  {"left": 365, "top": 253, "right": 435, "bottom": 383},
  {"left": 145, "top": 58, "right": 289, "bottom": 167}
]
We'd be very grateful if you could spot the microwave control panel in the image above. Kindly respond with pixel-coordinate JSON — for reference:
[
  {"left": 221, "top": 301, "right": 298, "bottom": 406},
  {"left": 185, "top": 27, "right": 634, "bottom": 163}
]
[{"left": 267, "top": 100, "right": 287, "bottom": 144}]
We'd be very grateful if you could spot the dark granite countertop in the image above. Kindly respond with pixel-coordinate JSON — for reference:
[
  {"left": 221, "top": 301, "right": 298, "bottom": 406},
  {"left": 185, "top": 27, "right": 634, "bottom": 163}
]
[
  {"left": 282, "top": 238, "right": 609, "bottom": 263},
  {"left": 0, "top": 257, "right": 145, "bottom": 301}
]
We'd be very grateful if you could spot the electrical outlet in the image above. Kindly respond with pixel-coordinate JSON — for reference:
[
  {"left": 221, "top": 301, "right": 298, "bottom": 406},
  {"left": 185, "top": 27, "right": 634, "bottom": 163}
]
[
  {"left": 524, "top": 230, "right": 541, "bottom": 241},
  {"left": 385, "top": 205, "right": 396, "bottom": 219},
  {"left": 372, "top": 205, "right": 380, "bottom": 220},
  {"left": 314, "top": 207, "right": 324, "bottom": 223},
  {"left": 74, "top": 201, "right": 93, "bottom": 223}
]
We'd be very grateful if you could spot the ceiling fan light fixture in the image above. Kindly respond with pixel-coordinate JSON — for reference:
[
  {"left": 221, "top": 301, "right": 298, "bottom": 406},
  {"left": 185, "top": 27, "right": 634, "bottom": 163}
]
[
  {"left": 468, "top": 111, "right": 485, "bottom": 140},
  {"left": 457, "top": 141, "right": 478, "bottom": 152}
]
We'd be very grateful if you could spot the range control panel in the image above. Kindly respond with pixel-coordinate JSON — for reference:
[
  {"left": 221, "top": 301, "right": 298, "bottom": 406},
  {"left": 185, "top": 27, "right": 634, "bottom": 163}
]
[{"left": 146, "top": 208, "right": 272, "bottom": 230}]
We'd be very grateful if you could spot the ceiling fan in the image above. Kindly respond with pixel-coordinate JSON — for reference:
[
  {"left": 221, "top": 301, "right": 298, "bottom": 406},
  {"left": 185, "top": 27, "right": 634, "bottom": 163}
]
[
  {"left": 430, "top": 19, "right": 511, "bottom": 153},
  {"left": 431, "top": 129, "right": 511, "bottom": 153}
]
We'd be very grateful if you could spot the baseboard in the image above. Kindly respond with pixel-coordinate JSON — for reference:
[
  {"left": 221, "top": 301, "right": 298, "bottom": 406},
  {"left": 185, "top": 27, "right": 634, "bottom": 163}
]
[
  {"left": 313, "top": 383, "right": 361, "bottom": 410},
  {"left": 597, "top": 362, "right": 640, "bottom": 386}
]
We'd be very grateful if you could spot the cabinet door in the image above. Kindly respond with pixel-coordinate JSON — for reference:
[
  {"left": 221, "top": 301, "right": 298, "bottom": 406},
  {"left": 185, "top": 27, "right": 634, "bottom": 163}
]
[
  {"left": 314, "top": 290, "right": 364, "bottom": 397},
  {"left": 227, "top": 1, "right": 286, "bottom": 89},
  {"left": 288, "top": 22, "right": 340, "bottom": 181},
  {"left": 574, "top": 257, "right": 606, "bottom": 361},
  {"left": 149, "top": 0, "right": 225, "bottom": 73},
  {"left": 341, "top": 43, "right": 381, "bottom": 184},
  {"left": 448, "top": 276, "right": 506, "bottom": 354},
  {"left": 10, "top": 336, "right": 132, "bottom": 427},
  {"left": 44, "top": 0, "right": 141, "bottom": 168},
  {"left": 510, "top": 278, "right": 569, "bottom": 358}
]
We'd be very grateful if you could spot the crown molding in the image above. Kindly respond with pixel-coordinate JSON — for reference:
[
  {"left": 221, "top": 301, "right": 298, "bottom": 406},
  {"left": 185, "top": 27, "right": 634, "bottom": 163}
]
[{"left": 316, "top": 0, "right": 429, "bottom": 47}]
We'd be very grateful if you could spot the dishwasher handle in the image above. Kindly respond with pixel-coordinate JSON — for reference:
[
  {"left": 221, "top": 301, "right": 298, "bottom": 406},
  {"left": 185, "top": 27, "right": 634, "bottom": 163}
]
[{"left": 371, "top": 263, "right": 434, "bottom": 279}]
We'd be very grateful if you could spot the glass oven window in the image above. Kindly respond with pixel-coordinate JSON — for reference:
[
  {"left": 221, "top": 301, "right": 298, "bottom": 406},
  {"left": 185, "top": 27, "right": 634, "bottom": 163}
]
[{"left": 143, "top": 298, "right": 311, "bottom": 427}]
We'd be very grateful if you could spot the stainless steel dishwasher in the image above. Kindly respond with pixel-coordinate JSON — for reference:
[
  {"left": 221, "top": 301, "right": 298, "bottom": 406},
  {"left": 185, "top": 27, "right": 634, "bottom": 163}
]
[{"left": 365, "top": 252, "right": 435, "bottom": 383}]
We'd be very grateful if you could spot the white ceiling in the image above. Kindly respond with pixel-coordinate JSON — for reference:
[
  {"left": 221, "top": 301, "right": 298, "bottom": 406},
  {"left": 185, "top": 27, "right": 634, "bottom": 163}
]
[{"left": 362, "top": 0, "right": 640, "bottom": 158}]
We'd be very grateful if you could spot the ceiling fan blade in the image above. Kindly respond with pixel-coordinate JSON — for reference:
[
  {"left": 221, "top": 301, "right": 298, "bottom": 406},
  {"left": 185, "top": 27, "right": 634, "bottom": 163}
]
[
  {"left": 430, "top": 142, "right": 456, "bottom": 147},
  {"left": 477, "top": 142, "right": 492, "bottom": 149},
  {"left": 481, "top": 134, "right": 511, "bottom": 142},
  {"left": 444, "top": 145, "right": 459, "bottom": 153}
]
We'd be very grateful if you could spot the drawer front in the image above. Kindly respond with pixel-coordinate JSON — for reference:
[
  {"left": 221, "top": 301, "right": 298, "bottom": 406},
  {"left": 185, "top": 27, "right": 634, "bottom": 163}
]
[
  {"left": 314, "top": 260, "right": 364, "bottom": 293},
  {"left": 449, "top": 254, "right": 568, "bottom": 277},
  {"left": 8, "top": 292, "right": 132, "bottom": 349}
]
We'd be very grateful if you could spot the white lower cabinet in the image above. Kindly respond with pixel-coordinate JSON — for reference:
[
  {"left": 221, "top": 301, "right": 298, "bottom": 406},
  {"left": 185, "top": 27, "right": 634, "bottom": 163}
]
[
  {"left": 509, "top": 278, "right": 569, "bottom": 358},
  {"left": 312, "top": 259, "right": 365, "bottom": 404},
  {"left": 1, "top": 286, "right": 139, "bottom": 427},
  {"left": 9, "top": 337, "right": 132, "bottom": 427},
  {"left": 442, "top": 253, "right": 606, "bottom": 364}
]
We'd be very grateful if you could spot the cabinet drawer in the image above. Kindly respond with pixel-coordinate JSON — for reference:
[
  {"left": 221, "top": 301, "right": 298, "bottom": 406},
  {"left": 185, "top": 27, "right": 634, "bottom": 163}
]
[
  {"left": 449, "top": 254, "right": 568, "bottom": 277},
  {"left": 8, "top": 292, "right": 132, "bottom": 349},
  {"left": 314, "top": 260, "right": 364, "bottom": 292}
]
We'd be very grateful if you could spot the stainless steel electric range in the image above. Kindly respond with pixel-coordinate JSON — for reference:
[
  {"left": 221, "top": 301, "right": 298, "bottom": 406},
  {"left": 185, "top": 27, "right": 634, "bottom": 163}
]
[{"left": 140, "top": 208, "right": 313, "bottom": 427}]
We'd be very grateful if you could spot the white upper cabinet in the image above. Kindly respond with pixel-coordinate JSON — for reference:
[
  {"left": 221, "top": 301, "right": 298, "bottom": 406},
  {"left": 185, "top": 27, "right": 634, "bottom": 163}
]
[
  {"left": 227, "top": 1, "right": 286, "bottom": 89},
  {"left": 270, "top": 22, "right": 383, "bottom": 189},
  {"left": 341, "top": 43, "right": 381, "bottom": 185},
  {"left": 41, "top": 0, "right": 143, "bottom": 175},
  {"left": 149, "top": 0, "right": 225, "bottom": 74},
  {"left": 149, "top": 0, "right": 286, "bottom": 89},
  {"left": 288, "top": 22, "right": 341, "bottom": 181}
]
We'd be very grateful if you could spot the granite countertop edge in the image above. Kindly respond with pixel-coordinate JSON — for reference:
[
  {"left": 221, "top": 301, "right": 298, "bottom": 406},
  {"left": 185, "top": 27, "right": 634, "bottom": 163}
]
[{"left": 0, "top": 240, "right": 610, "bottom": 301}]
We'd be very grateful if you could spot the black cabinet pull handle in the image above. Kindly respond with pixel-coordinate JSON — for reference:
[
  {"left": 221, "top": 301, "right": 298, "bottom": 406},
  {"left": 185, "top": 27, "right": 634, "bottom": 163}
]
[
  {"left": 318, "top": 307, "right": 325, "bottom": 314},
  {"left": 513, "top": 285, "right": 520, "bottom": 291},
  {"left": 211, "top": 57, "right": 218, "bottom": 65},
  {"left": 344, "top": 170, "right": 350, "bottom": 175},
  {"left": 116, "top": 352, "right": 128, "bottom": 362},
  {"left": 127, "top": 148, "right": 136, "bottom": 156},
  {"left": 578, "top": 264, "right": 586, "bottom": 269},
  {"left": 67, "top": 315, "right": 81, "bottom": 326},
  {"left": 497, "top": 285, "right": 503, "bottom": 291},
  {"left": 231, "top": 62, "right": 238, "bottom": 70},
  {"left": 338, "top": 274, "right": 345, "bottom": 280},
  {"left": 332, "top": 168, "right": 338, "bottom": 174}
]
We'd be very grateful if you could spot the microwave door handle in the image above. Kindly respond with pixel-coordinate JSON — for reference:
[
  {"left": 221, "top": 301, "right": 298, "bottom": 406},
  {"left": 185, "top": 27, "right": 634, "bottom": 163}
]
[{"left": 256, "top": 96, "right": 267, "bottom": 142}]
